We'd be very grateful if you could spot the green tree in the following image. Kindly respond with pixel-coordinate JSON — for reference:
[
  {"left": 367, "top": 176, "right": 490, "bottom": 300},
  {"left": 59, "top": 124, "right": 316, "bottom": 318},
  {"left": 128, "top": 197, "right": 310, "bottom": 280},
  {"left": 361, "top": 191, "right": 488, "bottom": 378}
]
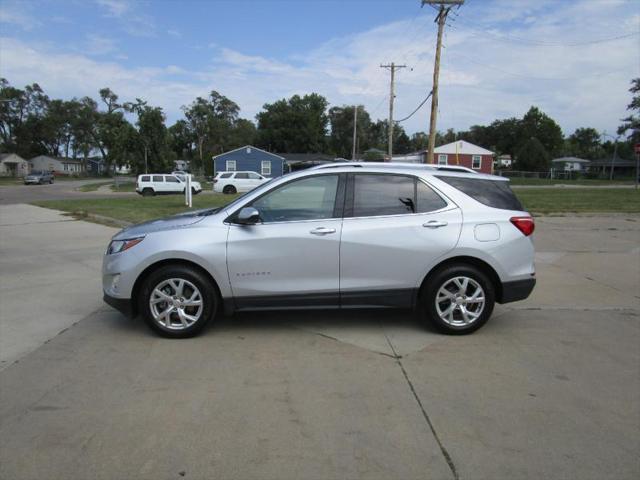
[
  {"left": 618, "top": 77, "right": 640, "bottom": 144},
  {"left": 410, "top": 132, "right": 429, "bottom": 151},
  {"left": 328, "top": 105, "right": 371, "bottom": 158},
  {"left": 515, "top": 137, "right": 550, "bottom": 171},
  {"left": 519, "top": 106, "right": 564, "bottom": 157},
  {"left": 256, "top": 93, "right": 328, "bottom": 153},
  {"left": 168, "top": 119, "right": 195, "bottom": 161},
  {"left": 568, "top": 127, "right": 602, "bottom": 159}
]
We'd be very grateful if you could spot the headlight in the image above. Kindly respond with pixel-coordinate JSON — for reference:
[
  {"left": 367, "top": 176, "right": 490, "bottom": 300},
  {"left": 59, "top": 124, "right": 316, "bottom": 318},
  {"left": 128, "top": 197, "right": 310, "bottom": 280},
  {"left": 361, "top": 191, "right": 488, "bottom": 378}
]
[{"left": 106, "top": 237, "right": 144, "bottom": 255}]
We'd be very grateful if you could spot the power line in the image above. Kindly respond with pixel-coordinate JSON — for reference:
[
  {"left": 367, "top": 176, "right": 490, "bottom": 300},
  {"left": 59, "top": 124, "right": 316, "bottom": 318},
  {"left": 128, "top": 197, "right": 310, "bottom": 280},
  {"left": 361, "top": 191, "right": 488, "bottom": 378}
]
[{"left": 395, "top": 90, "right": 432, "bottom": 123}]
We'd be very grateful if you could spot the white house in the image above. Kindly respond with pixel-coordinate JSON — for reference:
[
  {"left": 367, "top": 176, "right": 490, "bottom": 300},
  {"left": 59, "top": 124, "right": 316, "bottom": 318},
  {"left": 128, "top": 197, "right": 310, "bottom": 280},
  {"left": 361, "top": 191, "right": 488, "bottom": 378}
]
[
  {"left": 495, "top": 154, "right": 512, "bottom": 168},
  {"left": 30, "top": 155, "right": 85, "bottom": 175},
  {"left": 551, "top": 156, "right": 591, "bottom": 172},
  {"left": 0, "top": 153, "right": 30, "bottom": 177}
]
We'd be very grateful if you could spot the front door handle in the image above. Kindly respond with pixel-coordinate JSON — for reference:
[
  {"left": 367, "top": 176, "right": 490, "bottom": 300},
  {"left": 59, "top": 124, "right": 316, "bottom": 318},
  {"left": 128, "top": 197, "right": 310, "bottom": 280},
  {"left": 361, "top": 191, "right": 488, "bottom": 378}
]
[
  {"left": 310, "top": 227, "right": 336, "bottom": 235},
  {"left": 423, "top": 220, "right": 448, "bottom": 229}
]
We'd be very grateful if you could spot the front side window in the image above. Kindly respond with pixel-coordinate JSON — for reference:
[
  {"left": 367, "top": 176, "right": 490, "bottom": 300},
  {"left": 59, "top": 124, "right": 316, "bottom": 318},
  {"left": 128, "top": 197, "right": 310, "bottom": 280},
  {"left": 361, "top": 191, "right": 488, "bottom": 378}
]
[
  {"left": 165, "top": 176, "right": 180, "bottom": 183},
  {"left": 235, "top": 172, "right": 249, "bottom": 179},
  {"left": 350, "top": 174, "right": 447, "bottom": 217},
  {"left": 438, "top": 154, "right": 448, "bottom": 165},
  {"left": 248, "top": 172, "right": 261, "bottom": 179},
  {"left": 261, "top": 160, "right": 271, "bottom": 176},
  {"left": 472, "top": 155, "right": 482, "bottom": 169},
  {"left": 250, "top": 175, "right": 339, "bottom": 223},
  {"left": 226, "top": 160, "right": 236, "bottom": 171}
]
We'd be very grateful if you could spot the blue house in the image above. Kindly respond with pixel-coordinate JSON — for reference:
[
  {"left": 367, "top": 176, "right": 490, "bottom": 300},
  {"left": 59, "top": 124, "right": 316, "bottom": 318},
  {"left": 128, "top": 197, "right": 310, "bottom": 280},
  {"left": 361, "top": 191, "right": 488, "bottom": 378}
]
[{"left": 213, "top": 145, "right": 285, "bottom": 178}]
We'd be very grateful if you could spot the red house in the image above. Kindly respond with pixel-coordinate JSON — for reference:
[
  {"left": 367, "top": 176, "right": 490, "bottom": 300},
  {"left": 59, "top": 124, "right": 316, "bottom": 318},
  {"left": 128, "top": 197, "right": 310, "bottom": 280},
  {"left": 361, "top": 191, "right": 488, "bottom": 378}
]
[{"left": 429, "top": 140, "right": 494, "bottom": 174}]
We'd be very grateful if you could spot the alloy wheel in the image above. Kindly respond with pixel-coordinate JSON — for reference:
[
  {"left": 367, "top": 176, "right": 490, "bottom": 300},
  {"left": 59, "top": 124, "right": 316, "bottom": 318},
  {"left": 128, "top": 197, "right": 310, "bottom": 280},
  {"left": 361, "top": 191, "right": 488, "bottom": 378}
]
[
  {"left": 149, "top": 278, "right": 204, "bottom": 330},
  {"left": 435, "top": 276, "right": 485, "bottom": 327}
]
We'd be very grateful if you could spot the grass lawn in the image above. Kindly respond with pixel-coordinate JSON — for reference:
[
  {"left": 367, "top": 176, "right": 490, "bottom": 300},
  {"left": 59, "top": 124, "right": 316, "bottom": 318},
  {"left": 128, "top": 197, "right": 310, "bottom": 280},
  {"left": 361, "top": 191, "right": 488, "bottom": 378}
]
[
  {"left": 507, "top": 177, "right": 634, "bottom": 186},
  {"left": 32, "top": 188, "right": 640, "bottom": 224},
  {"left": 0, "top": 177, "right": 23, "bottom": 186},
  {"left": 514, "top": 188, "right": 640, "bottom": 214},
  {"left": 33, "top": 193, "right": 239, "bottom": 224},
  {"left": 110, "top": 181, "right": 136, "bottom": 192}
]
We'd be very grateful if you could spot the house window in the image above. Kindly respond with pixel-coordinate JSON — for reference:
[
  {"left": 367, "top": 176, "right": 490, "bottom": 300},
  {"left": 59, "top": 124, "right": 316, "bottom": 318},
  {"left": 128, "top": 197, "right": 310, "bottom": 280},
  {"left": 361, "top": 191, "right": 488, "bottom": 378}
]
[
  {"left": 261, "top": 161, "right": 271, "bottom": 176},
  {"left": 226, "top": 160, "right": 236, "bottom": 171},
  {"left": 472, "top": 155, "right": 482, "bottom": 169},
  {"left": 63, "top": 164, "right": 68, "bottom": 171},
  {"left": 438, "top": 154, "right": 448, "bottom": 165}
]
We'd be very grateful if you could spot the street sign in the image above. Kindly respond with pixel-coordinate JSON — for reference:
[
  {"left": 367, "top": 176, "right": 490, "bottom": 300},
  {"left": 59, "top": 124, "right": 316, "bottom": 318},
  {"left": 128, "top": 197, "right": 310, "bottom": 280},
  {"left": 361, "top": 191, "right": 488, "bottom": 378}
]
[{"left": 635, "top": 143, "right": 640, "bottom": 154}]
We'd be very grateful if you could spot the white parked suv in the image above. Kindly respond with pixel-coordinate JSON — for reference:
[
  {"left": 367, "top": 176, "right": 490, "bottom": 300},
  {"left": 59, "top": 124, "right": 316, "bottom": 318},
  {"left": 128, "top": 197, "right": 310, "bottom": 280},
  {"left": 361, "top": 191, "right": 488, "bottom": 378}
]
[
  {"left": 136, "top": 174, "right": 202, "bottom": 197},
  {"left": 104, "top": 162, "right": 536, "bottom": 338},
  {"left": 213, "top": 171, "right": 268, "bottom": 194}
]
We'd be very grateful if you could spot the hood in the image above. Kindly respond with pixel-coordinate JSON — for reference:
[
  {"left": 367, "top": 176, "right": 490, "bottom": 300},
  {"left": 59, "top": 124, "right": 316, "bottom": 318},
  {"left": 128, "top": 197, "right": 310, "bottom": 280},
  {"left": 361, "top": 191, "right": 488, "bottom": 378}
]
[{"left": 113, "top": 208, "right": 212, "bottom": 239}]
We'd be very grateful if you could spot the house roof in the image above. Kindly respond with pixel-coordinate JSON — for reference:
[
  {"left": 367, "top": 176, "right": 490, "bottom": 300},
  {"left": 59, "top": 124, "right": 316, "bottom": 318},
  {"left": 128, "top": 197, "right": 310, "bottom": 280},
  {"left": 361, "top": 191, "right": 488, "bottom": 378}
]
[
  {"left": 0, "top": 153, "right": 27, "bottom": 162},
  {"left": 433, "top": 140, "right": 494, "bottom": 155},
  {"left": 212, "top": 145, "right": 285, "bottom": 160},
  {"left": 30, "top": 155, "right": 83, "bottom": 164},
  {"left": 551, "top": 156, "right": 590, "bottom": 164},
  {"left": 281, "top": 153, "right": 335, "bottom": 163}
]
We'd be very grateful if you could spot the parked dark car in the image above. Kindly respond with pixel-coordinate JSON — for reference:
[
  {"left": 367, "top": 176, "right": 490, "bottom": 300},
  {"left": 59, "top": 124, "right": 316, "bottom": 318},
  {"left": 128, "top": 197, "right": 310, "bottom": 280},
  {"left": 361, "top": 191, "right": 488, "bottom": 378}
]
[{"left": 24, "top": 171, "right": 54, "bottom": 185}]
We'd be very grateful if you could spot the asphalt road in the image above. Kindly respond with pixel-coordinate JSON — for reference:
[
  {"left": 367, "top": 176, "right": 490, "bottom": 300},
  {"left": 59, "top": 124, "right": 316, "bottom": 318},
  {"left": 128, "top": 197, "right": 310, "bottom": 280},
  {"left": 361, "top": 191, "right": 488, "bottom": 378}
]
[
  {"left": 0, "top": 178, "right": 126, "bottom": 204},
  {"left": 0, "top": 205, "right": 638, "bottom": 480}
]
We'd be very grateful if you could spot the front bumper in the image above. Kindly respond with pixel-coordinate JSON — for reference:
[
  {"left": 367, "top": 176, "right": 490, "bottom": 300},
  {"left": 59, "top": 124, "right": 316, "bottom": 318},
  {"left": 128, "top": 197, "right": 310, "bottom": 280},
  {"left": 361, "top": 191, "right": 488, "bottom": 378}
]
[
  {"left": 103, "top": 292, "right": 134, "bottom": 317},
  {"left": 498, "top": 278, "right": 536, "bottom": 304}
]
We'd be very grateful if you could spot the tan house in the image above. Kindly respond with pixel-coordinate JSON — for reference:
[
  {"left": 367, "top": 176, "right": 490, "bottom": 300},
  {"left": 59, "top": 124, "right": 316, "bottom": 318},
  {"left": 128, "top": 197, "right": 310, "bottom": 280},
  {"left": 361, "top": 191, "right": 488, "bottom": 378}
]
[
  {"left": 0, "top": 153, "right": 30, "bottom": 177},
  {"left": 29, "top": 155, "right": 85, "bottom": 175}
]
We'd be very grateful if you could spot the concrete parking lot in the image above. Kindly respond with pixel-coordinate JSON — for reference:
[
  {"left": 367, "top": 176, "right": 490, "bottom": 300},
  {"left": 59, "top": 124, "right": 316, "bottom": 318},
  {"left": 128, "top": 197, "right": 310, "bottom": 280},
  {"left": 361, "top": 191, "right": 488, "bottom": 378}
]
[{"left": 0, "top": 205, "right": 638, "bottom": 480}]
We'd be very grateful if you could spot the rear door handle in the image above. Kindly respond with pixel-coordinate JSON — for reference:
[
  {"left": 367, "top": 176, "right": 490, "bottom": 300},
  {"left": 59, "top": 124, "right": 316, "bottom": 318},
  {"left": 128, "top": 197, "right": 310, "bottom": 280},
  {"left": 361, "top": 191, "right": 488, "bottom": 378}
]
[
  {"left": 310, "top": 227, "right": 336, "bottom": 235},
  {"left": 423, "top": 220, "right": 448, "bottom": 228}
]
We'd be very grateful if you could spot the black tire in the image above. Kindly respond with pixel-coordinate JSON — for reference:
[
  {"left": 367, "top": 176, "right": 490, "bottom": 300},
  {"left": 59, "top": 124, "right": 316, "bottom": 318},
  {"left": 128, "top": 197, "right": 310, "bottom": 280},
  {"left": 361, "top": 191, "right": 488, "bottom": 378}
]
[
  {"left": 50, "top": 179, "right": 54, "bottom": 184},
  {"left": 142, "top": 188, "right": 154, "bottom": 197},
  {"left": 191, "top": 187, "right": 199, "bottom": 195},
  {"left": 421, "top": 263, "right": 495, "bottom": 335},
  {"left": 222, "top": 185, "right": 236, "bottom": 194},
  {"left": 138, "top": 264, "right": 218, "bottom": 338}
]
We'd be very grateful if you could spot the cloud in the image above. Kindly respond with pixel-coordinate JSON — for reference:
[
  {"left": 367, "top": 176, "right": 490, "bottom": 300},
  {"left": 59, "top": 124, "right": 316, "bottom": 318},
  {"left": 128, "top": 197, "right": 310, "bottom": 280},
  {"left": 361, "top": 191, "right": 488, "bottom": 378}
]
[
  {"left": 96, "top": 0, "right": 156, "bottom": 37},
  {"left": 167, "top": 29, "right": 181, "bottom": 38},
  {"left": 84, "top": 34, "right": 118, "bottom": 56},
  {"left": 0, "top": 2, "right": 41, "bottom": 30},
  {"left": 1, "top": 0, "right": 638, "bottom": 137}
]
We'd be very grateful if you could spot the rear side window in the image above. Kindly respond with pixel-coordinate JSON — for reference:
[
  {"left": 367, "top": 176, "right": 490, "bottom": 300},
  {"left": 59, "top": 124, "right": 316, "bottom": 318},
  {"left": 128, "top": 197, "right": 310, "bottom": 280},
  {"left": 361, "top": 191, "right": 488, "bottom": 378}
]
[
  {"left": 436, "top": 176, "right": 523, "bottom": 211},
  {"left": 152, "top": 175, "right": 164, "bottom": 182},
  {"left": 140, "top": 175, "right": 150, "bottom": 182},
  {"left": 235, "top": 172, "right": 249, "bottom": 179},
  {"left": 220, "top": 173, "right": 233, "bottom": 179},
  {"left": 350, "top": 174, "right": 447, "bottom": 217}
]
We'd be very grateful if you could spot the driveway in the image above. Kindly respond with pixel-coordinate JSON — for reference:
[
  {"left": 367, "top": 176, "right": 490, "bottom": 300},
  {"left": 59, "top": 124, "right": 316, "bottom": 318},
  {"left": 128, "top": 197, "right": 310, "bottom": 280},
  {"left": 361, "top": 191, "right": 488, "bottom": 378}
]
[{"left": 0, "top": 205, "right": 638, "bottom": 480}]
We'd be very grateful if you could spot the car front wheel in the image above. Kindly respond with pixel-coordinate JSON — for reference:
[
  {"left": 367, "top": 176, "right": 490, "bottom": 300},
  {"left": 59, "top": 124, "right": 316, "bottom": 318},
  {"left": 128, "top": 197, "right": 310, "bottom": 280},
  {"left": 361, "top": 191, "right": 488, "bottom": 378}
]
[
  {"left": 422, "top": 264, "right": 495, "bottom": 335},
  {"left": 139, "top": 265, "right": 217, "bottom": 338}
]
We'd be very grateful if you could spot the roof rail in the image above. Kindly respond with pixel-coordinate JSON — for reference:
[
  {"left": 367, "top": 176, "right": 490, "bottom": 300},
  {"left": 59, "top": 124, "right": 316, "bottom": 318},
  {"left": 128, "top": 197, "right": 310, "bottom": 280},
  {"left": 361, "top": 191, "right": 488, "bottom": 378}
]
[
  {"left": 434, "top": 165, "right": 477, "bottom": 173},
  {"left": 309, "top": 162, "right": 478, "bottom": 174}
]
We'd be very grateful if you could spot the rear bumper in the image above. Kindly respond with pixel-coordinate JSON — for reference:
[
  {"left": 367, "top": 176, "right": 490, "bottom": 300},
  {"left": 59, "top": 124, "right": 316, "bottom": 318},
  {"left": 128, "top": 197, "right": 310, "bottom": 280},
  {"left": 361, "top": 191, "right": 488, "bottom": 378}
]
[
  {"left": 498, "top": 278, "right": 536, "bottom": 304},
  {"left": 103, "top": 292, "right": 134, "bottom": 317}
]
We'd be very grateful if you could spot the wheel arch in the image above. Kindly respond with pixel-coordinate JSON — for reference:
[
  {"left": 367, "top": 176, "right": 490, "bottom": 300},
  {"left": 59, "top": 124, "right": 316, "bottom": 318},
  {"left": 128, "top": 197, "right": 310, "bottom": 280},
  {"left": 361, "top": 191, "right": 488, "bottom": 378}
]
[
  {"left": 418, "top": 255, "right": 502, "bottom": 305},
  {"left": 131, "top": 258, "right": 223, "bottom": 317}
]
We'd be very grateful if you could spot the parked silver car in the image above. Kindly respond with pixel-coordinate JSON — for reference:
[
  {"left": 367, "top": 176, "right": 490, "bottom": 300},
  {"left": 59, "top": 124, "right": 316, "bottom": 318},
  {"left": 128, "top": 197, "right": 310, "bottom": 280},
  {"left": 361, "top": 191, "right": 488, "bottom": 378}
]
[
  {"left": 103, "top": 163, "right": 536, "bottom": 338},
  {"left": 24, "top": 170, "right": 54, "bottom": 185}
]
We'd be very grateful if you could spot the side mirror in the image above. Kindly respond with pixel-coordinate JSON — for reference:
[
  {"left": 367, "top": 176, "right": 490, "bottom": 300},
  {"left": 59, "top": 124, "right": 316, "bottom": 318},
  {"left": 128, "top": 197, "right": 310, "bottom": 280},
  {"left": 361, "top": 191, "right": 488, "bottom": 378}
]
[{"left": 236, "top": 207, "right": 261, "bottom": 225}]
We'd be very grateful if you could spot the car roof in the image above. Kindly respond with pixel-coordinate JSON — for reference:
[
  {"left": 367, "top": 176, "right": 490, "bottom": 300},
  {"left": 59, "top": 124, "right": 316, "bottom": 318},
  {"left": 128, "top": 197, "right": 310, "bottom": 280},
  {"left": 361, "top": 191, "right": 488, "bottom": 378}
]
[{"left": 309, "top": 162, "right": 507, "bottom": 181}]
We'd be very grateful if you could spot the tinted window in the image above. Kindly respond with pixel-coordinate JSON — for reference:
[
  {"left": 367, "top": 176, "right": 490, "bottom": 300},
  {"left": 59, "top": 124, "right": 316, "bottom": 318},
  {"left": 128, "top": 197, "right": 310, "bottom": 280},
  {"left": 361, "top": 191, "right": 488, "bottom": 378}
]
[
  {"left": 152, "top": 175, "right": 164, "bottom": 182},
  {"left": 248, "top": 172, "right": 261, "bottom": 179},
  {"left": 220, "top": 173, "right": 233, "bottom": 179},
  {"left": 165, "top": 176, "right": 180, "bottom": 183},
  {"left": 353, "top": 174, "right": 415, "bottom": 217},
  {"left": 235, "top": 172, "right": 249, "bottom": 179},
  {"left": 141, "top": 175, "right": 150, "bottom": 182},
  {"left": 251, "top": 175, "right": 338, "bottom": 223},
  {"left": 436, "top": 176, "right": 523, "bottom": 211},
  {"left": 417, "top": 181, "right": 447, "bottom": 213}
]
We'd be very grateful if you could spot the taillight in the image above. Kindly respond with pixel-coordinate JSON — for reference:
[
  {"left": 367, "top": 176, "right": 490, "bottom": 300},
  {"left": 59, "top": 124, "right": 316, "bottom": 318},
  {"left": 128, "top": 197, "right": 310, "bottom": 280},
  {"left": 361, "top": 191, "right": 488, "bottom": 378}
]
[
  {"left": 213, "top": 179, "right": 218, "bottom": 184},
  {"left": 510, "top": 216, "right": 535, "bottom": 236}
]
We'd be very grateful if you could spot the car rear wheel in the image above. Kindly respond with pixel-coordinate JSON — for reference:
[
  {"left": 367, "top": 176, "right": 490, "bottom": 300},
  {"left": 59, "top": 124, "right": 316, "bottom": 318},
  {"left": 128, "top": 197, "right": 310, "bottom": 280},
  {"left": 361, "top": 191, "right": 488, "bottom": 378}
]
[
  {"left": 142, "top": 188, "right": 154, "bottom": 197},
  {"left": 191, "top": 187, "right": 200, "bottom": 195},
  {"left": 139, "top": 265, "right": 217, "bottom": 338},
  {"left": 422, "top": 263, "right": 495, "bottom": 335},
  {"left": 222, "top": 185, "right": 237, "bottom": 194}
]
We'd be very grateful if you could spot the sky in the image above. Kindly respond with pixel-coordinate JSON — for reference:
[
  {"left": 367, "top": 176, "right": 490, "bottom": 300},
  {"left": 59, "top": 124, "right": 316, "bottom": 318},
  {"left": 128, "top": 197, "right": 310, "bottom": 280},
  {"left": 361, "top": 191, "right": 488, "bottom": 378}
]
[{"left": 0, "top": 0, "right": 638, "bottom": 138}]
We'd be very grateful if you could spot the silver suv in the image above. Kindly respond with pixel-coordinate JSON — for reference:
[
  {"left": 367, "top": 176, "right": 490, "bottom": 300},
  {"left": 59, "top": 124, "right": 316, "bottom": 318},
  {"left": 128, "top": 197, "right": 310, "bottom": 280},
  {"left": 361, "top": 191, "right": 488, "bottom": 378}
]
[{"left": 103, "top": 163, "right": 535, "bottom": 337}]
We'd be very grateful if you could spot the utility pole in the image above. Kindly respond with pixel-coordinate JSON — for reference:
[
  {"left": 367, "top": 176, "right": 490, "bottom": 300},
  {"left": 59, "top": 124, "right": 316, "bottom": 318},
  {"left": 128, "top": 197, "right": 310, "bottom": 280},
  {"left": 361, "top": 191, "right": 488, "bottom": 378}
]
[
  {"left": 422, "top": 0, "right": 464, "bottom": 164},
  {"left": 352, "top": 105, "right": 358, "bottom": 160},
  {"left": 380, "top": 62, "right": 407, "bottom": 159}
]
